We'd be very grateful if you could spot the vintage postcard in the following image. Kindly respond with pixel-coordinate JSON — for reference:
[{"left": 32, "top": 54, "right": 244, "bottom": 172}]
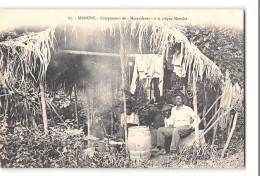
[{"left": 0, "top": 9, "right": 244, "bottom": 168}]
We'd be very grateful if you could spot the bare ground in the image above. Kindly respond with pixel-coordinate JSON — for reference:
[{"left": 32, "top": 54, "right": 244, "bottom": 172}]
[{"left": 148, "top": 150, "right": 244, "bottom": 169}]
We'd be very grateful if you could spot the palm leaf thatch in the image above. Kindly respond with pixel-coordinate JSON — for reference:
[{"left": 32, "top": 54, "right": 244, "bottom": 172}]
[
  {"left": 0, "top": 26, "right": 55, "bottom": 128},
  {"left": 218, "top": 70, "right": 243, "bottom": 128},
  {"left": 0, "top": 25, "right": 56, "bottom": 93},
  {"left": 65, "top": 21, "right": 223, "bottom": 85},
  {"left": 128, "top": 21, "right": 223, "bottom": 84}
]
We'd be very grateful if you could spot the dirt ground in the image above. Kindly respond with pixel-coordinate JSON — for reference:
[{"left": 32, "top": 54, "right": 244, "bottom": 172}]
[{"left": 148, "top": 150, "right": 244, "bottom": 169}]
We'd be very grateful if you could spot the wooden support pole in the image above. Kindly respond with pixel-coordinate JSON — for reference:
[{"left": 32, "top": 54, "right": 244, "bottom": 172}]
[
  {"left": 4, "top": 90, "right": 9, "bottom": 117},
  {"left": 192, "top": 72, "right": 199, "bottom": 147},
  {"left": 205, "top": 107, "right": 221, "bottom": 129},
  {"left": 119, "top": 24, "right": 128, "bottom": 155},
  {"left": 202, "top": 84, "right": 208, "bottom": 128},
  {"left": 122, "top": 92, "right": 128, "bottom": 151},
  {"left": 60, "top": 49, "right": 136, "bottom": 59},
  {"left": 221, "top": 112, "right": 238, "bottom": 158},
  {"left": 111, "top": 71, "right": 114, "bottom": 135},
  {"left": 91, "top": 85, "right": 96, "bottom": 122},
  {"left": 100, "top": 116, "right": 108, "bottom": 136},
  {"left": 199, "top": 108, "right": 233, "bottom": 140},
  {"left": 182, "top": 81, "right": 186, "bottom": 95},
  {"left": 227, "top": 113, "right": 232, "bottom": 136},
  {"left": 200, "top": 95, "right": 222, "bottom": 123},
  {"left": 45, "top": 101, "right": 56, "bottom": 127},
  {"left": 189, "top": 108, "right": 233, "bottom": 145},
  {"left": 74, "top": 84, "right": 79, "bottom": 129},
  {"left": 39, "top": 81, "right": 48, "bottom": 134},
  {"left": 46, "top": 100, "right": 66, "bottom": 124},
  {"left": 87, "top": 91, "right": 91, "bottom": 147},
  {"left": 91, "top": 93, "right": 94, "bottom": 121},
  {"left": 212, "top": 85, "right": 220, "bottom": 146}
]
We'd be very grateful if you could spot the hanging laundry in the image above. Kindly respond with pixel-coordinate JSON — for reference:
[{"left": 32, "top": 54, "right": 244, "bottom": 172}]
[
  {"left": 172, "top": 43, "right": 186, "bottom": 77},
  {"left": 130, "top": 54, "right": 164, "bottom": 96}
]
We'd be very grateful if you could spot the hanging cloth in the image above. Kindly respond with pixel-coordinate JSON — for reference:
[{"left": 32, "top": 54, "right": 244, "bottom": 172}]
[
  {"left": 172, "top": 43, "right": 186, "bottom": 77},
  {"left": 130, "top": 54, "right": 164, "bottom": 96}
]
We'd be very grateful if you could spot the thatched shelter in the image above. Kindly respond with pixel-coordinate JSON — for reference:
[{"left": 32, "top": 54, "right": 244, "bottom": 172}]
[{"left": 0, "top": 21, "right": 243, "bottom": 156}]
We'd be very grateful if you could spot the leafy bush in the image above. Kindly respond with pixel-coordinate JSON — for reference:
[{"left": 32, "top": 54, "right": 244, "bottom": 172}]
[
  {"left": 1, "top": 122, "right": 84, "bottom": 168},
  {"left": 1, "top": 120, "right": 223, "bottom": 168}
]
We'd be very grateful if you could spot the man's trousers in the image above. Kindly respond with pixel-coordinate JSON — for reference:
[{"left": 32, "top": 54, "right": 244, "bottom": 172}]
[{"left": 157, "top": 125, "right": 193, "bottom": 151}]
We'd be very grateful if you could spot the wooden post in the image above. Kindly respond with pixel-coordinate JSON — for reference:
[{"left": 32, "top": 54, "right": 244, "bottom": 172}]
[
  {"left": 122, "top": 92, "right": 128, "bottom": 152},
  {"left": 31, "top": 116, "right": 38, "bottom": 128},
  {"left": 202, "top": 83, "right": 208, "bottom": 128},
  {"left": 221, "top": 112, "right": 238, "bottom": 158},
  {"left": 192, "top": 72, "right": 199, "bottom": 147},
  {"left": 119, "top": 23, "right": 128, "bottom": 155},
  {"left": 227, "top": 114, "right": 232, "bottom": 136},
  {"left": 90, "top": 98, "right": 93, "bottom": 121},
  {"left": 182, "top": 77, "right": 186, "bottom": 95},
  {"left": 87, "top": 91, "right": 91, "bottom": 147},
  {"left": 212, "top": 85, "right": 220, "bottom": 146},
  {"left": 91, "top": 84, "right": 96, "bottom": 121},
  {"left": 111, "top": 69, "right": 114, "bottom": 135},
  {"left": 74, "top": 84, "right": 79, "bottom": 129},
  {"left": 198, "top": 108, "right": 233, "bottom": 140},
  {"left": 39, "top": 81, "right": 48, "bottom": 134},
  {"left": 128, "top": 58, "right": 131, "bottom": 86},
  {"left": 4, "top": 90, "right": 9, "bottom": 117}
]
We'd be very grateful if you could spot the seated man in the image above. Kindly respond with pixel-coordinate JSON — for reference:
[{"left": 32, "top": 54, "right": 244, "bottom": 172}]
[
  {"left": 119, "top": 101, "right": 139, "bottom": 140},
  {"left": 150, "top": 104, "right": 172, "bottom": 151},
  {"left": 155, "top": 92, "right": 197, "bottom": 155}
]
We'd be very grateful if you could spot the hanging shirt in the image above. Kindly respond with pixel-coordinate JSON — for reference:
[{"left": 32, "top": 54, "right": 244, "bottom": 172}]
[
  {"left": 120, "top": 112, "right": 139, "bottom": 127},
  {"left": 130, "top": 54, "right": 164, "bottom": 96},
  {"left": 172, "top": 43, "right": 186, "bottom": 77},
  {"left": 170, "top": 105, "right": 196, "bottom": 127}
]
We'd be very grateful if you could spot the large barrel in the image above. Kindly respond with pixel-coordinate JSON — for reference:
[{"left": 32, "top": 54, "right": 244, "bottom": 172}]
[{"left": 128, "top": 126, "right": 151, "bottom": 161}]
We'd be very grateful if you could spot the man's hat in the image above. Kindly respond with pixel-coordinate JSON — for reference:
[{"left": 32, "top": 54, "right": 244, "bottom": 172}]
[
  {"left": 173, "top": 91, "right": 185, "bottom": 98},
  {"left": 161, "top": 104, "right": 172, "bottom": 111},
  {"left": 173, "top": 91, "right": 187, "bottom": 103}
]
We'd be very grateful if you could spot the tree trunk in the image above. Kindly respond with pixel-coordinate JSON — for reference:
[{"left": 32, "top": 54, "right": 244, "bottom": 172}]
[
  {"left": 192, "top": 72, "right": 199, "bottom": 147},
  {"left": 39, "top": 81, "right": 48, "bottom": 134},
  {"left": 74, "top": 84, "right": 79, "bottom": 129},
  {"left": 221, "top": 112, "right": 238, "bottom": 158}
]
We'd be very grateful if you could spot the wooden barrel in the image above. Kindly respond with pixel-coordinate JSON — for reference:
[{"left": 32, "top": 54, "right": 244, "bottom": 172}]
[{"left": 128, "top": 126, "right": 151, "bottom": 161}]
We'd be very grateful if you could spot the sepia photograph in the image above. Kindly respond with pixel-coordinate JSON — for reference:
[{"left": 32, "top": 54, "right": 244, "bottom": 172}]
[{"left": 0, "top": 9, "right": 245, "bottom": 168}]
